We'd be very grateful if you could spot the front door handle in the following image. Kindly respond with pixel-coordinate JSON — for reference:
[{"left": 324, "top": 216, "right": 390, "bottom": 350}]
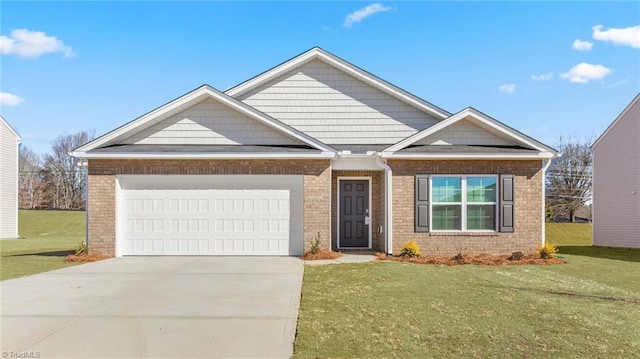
[{"left": 364, "top": 216, "right": 370, "bottom": 225}]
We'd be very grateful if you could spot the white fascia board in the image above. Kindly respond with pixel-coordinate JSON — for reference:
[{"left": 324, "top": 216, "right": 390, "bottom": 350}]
[
  {"left": 463, "top": 108, "right": 556, "bottom": 153},
  {"left": 592, "top": 92, "right": 640, "bottom": 149},
  {"left": 315, "top": 52, "right": 450, "bottom": 119},
  {"left": 226, "top": 48, "right": 450, "bottom": 120},
  {"left": 76, "top": 85, "right": 334, "bottom": 154},
  {"left": 225, "top": 51, "right": 316, "bottom": 97},
  {"left": 384, "top": 111, "right": 465, "bottom": 152},
  {"left": 384, "top": 108, "right": 557, "bottom": 155},
  {"left": 71, "top": 151, "right": 336, "bottom": 160},
  {"left": 213, "top": 90, "right": 335, "bottom": 153},
  {"left": 75, "top": 87, "right": 210, "bottom": 152},
  {"left": 0, "top": 116, "right": 21, "bottom": 141},
  {"left": 332, "top": 157, "right": 382, "bottom": 171},
  {"left": 380, "top": 152, "right": 555, "bottom": 160}
]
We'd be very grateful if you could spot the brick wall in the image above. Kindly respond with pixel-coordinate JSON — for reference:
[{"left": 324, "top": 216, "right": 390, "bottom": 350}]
[
  {"left": 331, "top": 171, "right": 384, "bottom": 251},
  {"left": 87, "top": 159, "right": 331, "bottom": 256},
  {"left": 389, "top": 160, "right": 543, "bottom": 255}
]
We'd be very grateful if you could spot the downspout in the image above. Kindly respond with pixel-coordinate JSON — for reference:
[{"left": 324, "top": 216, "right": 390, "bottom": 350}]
[
  {"left": 541, "top": 159, "right": 553, "bottom": 245},
  {"left": 375, "top": 156, "right": 393, "bottom": 255}
]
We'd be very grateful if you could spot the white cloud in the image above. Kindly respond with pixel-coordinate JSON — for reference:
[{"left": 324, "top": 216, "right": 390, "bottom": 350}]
[
  {"left": 498, "top": 84, "right": 516, "bottom": 93},
  {"left": 0, "top": 92, "right": 25, "bottom": 107},
  {"left": 0, "top": 29, "right": 75, "bottom": 58},
  {"left": 593, "top": 25, "right": 640, "bottom": 49},
  {"left": 531, "top": 72, "right": 553, "bottom": 81},
  {"left": 560, "top": 62, "right": 612, "bottom": 84},
  {"left": 572, "top": 39, "right": 594, "bottom": 51},
  {"left": 343, "top": 3, "right": 392, "bottom": 28}
]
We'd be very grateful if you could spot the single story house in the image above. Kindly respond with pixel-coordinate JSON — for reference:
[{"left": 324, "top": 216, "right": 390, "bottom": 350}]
[
  {"left": 592, "top": 93, "right": 640, "bottom": 248},
  {"left": 72, "top": 47, "right": 557, "bottom": 257},
  {"left": 0, "top": 116, "right": 21, "bottom": 239}
]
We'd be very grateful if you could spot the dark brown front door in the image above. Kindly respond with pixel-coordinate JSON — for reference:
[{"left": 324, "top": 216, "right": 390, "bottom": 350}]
[{"left": 339, "top": 180, "right": 370, "bottom": 248}]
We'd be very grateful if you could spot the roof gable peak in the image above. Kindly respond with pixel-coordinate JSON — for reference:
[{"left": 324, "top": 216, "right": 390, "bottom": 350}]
[
  {"left": 384, "top": 107, "right": 557, "bottom": 155},
  {"left": 73, "top": 85, "right": 334, "bottom": 155},
  {"left": 225, "top": 48, "right": 450, "bottom": 120}
]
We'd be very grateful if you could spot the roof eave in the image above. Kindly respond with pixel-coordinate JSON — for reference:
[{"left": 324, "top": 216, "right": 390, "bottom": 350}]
[
  {"left": 384, "top": 107, "right": 559, "bottom": 155},
  {"left": 71, "top": 151, "right": 336, "bottom": 160},
  {"left": 380, "top": 151, "right": 555, "bottom": 160},
  {"left": 74, "top": 85, "right": 335, "bottom": 154}
]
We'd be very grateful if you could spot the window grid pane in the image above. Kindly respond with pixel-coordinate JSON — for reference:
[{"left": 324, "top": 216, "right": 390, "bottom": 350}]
[
  {"left": 467, "top": 177, "right": 497, "bottom": 203},
  {"left": 467, "top": 205, "right": 496, "bottom": 230},
  {"left": 432, "top": 177, "right": 462, "bottom": 203},
  {"left": 432, "top": 205, "right": 462, "bottom": 230}
]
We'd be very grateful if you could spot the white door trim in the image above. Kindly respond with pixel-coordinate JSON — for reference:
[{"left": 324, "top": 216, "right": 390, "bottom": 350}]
[{"left": 337, "top": 176, "right": 372, "bottom": 249}]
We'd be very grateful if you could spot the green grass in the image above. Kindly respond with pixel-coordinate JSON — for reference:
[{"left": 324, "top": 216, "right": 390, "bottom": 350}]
[
  {"left": 0, "top": 210, "right": 85, "bottom": 280},
  {"left": 295, "top": 224, "right": 640, "bottom": 358},
  {"left": 295, "top": 254, "right": 640, "bottom": 358},
  {"left": 546, "top": 222, "right": 592, "bottom": 246}
]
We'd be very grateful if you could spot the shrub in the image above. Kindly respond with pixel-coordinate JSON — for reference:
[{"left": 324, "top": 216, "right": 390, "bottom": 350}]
[
  {"left": 508, "top": 251, "right": 525, "bottom": 261},
  {"left": 545, "top": 203, "right": 555, "bottom": 223},
  {"left": 399, "top": 240, "right": 421, "bottom": 258},
  {"left": 75, "top": 241, "right": 88, "bottom": 256},
  {"left": 309, "top": 232, "right": 322, "bottom": 254},
  {"left": 539, "top": 243, "right": 558, "bottom": 259},
  {"left": 453, "top": 252, "right": 465, "bottom": 263}
]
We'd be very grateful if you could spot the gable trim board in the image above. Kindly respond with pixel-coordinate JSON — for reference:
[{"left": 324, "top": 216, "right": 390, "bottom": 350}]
[
  {"left": 383, "top": 107, "right": 556, "bottom": 158},
  {"left": 73, "top": 47, "right": 558, "bottom": 257},
  {"left": 592, "top": 92, "right": 640, "bottom": 149},
  {"left": 1, "top": 116, "right": 21, "bottom": 140},
  {"left": 226, "top": 47, "right": 451, "bottom": 121},
  {"left": 72, "top": 85, "right": 335, "bottom": 158}
]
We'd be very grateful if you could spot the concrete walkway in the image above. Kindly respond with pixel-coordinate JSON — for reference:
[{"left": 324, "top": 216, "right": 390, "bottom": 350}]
[
  {"left": 0, "top": 257, "right": 303, "bottom": 358},
  {"left": 303, "top": 253, "right": 377, "bottom": 266}
]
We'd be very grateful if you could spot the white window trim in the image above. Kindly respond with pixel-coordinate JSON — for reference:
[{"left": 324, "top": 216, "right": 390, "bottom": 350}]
[{"left": 429, "top": 175, "right": 499, "bottom": 232}]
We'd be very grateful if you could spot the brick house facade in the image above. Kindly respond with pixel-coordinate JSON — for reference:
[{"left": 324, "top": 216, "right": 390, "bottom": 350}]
[{"left": 73, "top": 48, "right": 556, "bottom": 257}]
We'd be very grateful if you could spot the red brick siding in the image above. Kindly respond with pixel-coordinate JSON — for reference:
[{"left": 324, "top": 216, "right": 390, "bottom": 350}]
[{"left": 389, "top": 160, "right": 543, "bottom": 255}]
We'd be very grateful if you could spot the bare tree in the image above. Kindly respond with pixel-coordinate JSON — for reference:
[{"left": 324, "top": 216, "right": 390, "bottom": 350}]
[
  {"left": 41, "top": 131, "right": 94, "bottom": 210},
  {"left": 546, "top": 136, "right": 593, "bottom": 222},
  {"left": 18, "top": 146, "right": 46, "bottom": 209}
]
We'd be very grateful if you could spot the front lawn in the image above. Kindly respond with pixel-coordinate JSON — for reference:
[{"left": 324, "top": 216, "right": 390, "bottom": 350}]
[
  {"left": 295, "top": 226, "right": 640, "bottom": 358},
  {"left": 546, "top": 222, "right": 592, "bottom": 246},
  {"left": 0, "top": 210, "right": 85, "bottom": 280}
]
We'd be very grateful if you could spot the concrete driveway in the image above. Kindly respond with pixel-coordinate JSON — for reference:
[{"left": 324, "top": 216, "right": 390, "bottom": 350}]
[{"left": 0, "top": 257, "right": 303, "bottom": 358}]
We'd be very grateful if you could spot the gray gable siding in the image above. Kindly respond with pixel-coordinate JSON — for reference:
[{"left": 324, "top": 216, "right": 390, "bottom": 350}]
[
  {"left": 414, "top": 119, "right": 516, "bottom": 146},
  {"left": 237, "top": 59, "right": 440, "bottom": 144},
  {"left": 593, "top": 96, "right": 640, "bottom": 248},
  {"left": 121, "top": 99, "right": 302, "bottom": 146}
]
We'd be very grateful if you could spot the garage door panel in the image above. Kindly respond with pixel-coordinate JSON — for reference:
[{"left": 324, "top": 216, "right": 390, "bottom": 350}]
[{"left": 119, "top": 177, "right": 301, "bottom": 256}]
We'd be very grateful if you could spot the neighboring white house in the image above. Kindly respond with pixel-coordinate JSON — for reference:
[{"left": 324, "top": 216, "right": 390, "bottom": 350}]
[
  {"left": 592, "top": 93, "right": 640, "bottom": 248},
  {"left": 0, "top": 116, "right": 21, "bottom": 239}
]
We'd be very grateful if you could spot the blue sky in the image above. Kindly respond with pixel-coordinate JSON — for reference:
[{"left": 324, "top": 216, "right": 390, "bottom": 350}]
[{"left": 1, "top": 1, "right": 638, "bottom": 155}]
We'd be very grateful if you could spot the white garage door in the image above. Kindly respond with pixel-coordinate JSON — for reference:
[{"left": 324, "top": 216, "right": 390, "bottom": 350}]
[{"left": 117, "top": 175, "right": 303, "bottom": 256}]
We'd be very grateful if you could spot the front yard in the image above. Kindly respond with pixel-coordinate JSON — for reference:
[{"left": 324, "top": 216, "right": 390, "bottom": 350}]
[
  {"left": 0, "top": 210, "right": 84, "bottom": 280},
  {"left": 4, "top": 213, "right": 640, "bottom": 357},
  {"left": 294, "top": 223, "right": 640, "bottom": 358}
]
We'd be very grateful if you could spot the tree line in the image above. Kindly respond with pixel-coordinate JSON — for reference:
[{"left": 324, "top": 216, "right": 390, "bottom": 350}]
[{"left": 19, "top": 131, "right": 94, "bottom": 210}]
